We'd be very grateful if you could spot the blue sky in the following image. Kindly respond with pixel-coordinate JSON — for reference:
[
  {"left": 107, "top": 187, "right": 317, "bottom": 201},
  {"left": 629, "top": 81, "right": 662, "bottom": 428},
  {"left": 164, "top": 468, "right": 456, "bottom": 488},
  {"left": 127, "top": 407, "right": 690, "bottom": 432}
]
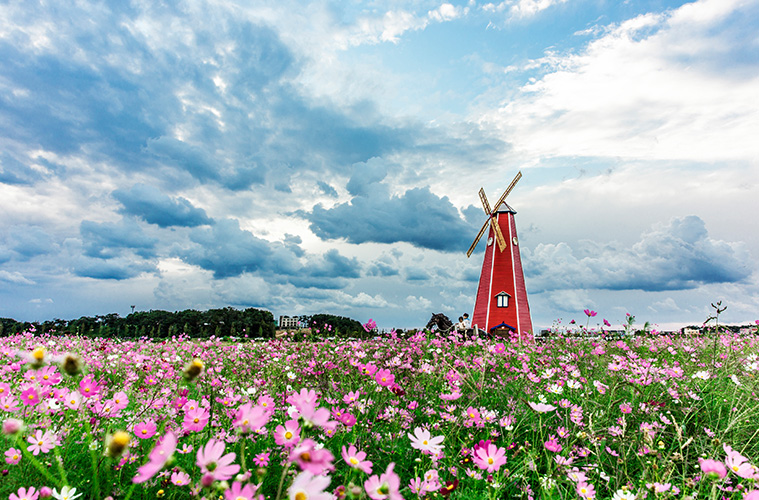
[{"left": 1, "top": 0, "right": 757, "bottom": 331}]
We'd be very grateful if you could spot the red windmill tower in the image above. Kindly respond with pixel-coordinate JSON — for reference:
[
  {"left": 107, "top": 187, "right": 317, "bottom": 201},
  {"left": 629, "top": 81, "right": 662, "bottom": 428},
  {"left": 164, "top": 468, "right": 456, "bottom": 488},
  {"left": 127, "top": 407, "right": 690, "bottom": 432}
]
[{"left": 467, "top": 171, "right": 533, "bottom": 341}]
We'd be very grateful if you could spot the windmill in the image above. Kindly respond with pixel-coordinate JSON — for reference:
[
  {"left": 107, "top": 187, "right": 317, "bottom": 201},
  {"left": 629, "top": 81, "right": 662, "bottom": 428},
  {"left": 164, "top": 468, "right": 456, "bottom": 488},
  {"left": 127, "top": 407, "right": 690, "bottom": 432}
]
[{"left": 467, "top": 171, "right": 533, "bottom": 340}]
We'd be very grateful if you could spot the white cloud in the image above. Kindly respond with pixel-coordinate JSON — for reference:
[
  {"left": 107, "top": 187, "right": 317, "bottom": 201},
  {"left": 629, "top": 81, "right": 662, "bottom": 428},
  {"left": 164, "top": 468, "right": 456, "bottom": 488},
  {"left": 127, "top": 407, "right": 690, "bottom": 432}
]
[
  {"left": 481, "top": 0, "right": 567, "bottom": 18},
  {"left": 483, "top": 0, "right": 759, "bottom": 163},
  {"left": 0, "top": 270, "right": 35, "bottom": 285},
  {"left": 405, "top": 295, "right": 433, "bottom": 310}
]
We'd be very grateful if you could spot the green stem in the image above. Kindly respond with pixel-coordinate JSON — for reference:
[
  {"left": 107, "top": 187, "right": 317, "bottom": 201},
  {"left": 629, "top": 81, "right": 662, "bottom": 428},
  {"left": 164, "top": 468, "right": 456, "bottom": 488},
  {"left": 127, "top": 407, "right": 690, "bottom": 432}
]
[
  {"left": 18, "top": 445, "right": 63, "bottom": 488},
  {"left": 85, "top": 418, "right": 101, "bottom": 500},
  {"left": 275, "top": 461, "right": 293, "bottom": 500}
]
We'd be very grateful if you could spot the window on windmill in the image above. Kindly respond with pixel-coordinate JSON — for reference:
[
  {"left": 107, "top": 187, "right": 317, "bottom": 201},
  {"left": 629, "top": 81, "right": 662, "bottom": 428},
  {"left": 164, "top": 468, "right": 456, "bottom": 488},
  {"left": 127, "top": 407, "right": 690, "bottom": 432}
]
[{"left": 496, "top": 292, "right": 510, "bottom": 308}]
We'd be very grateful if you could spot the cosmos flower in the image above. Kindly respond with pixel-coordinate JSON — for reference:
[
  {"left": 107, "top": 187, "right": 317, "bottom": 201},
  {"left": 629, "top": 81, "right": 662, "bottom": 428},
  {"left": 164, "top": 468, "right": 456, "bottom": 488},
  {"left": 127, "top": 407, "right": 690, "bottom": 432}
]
[
  {"left": 26, "top": 429, "right": 56, "bottom": 455},
  {"left": 274, "top": 419, "right": 301, "bottom": 448},
  {"left": 196, "top": 439, "right": 240, "bottom": 481},
  {"left": 408, "top": 427, "right": 444, "bottom": 455},
  {"left": 342, "top": 444, "right": 373, "bottom": 474},
  {"left": 288, "top": 471, "right": 331, "bottom": 500},
  {"left": 133, "top": 431, "right": 177, "bottom": 483},
  {"left": 365, "top": 462, "right": 402, "bottom": 500},
  {"left": 472, "top": 442, "right": 506, "bottom": 473}
]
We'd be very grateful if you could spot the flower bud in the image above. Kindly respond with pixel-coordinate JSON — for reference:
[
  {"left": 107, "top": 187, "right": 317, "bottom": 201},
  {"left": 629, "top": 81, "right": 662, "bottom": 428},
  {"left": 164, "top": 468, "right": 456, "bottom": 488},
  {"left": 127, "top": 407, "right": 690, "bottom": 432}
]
[
  {"left": 183, "top": 358, "right": 204, "bottom": 381},
  {"left": 106, "top": 431, "right": 131, "bottom": 458},
  {"left": 2, "top": 418, "right": 24, "bottom": 436},
  {"left": 61, "top": 354, "right": 83, "bottom": 376}
]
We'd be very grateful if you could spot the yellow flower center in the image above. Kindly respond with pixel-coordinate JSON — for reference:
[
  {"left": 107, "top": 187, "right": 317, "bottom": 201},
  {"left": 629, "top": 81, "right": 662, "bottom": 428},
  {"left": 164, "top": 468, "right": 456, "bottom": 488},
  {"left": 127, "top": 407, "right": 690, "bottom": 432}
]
[
  {"left": 350, "top": 457, "right": 359, "bottom": 465},
  {"left": 488, "top": 458, "right": 494, "bottom": 464},
  {"left": 193, "top": 418, "right": 199, "bottom": 424},
  {"left": 295, "top": 493, "right": 307, "bottom": 500},
  {"left": 285, "top": 431, "right": 293, "bottom": 439},
  {"left": 28, "top": 394, "right": 35, "bottom": 400}
]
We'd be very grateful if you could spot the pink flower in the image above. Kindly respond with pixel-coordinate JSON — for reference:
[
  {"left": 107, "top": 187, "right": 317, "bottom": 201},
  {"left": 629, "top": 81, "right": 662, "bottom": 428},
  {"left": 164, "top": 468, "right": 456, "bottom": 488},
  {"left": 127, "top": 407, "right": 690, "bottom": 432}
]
[
  {"left": 472, "top": 442, "right": 507, "bottom": 473},
  {"left": 619, "top": 402, "right": 632, "bottom": 414},
  {"left": 290, "top": 438, "right": 335, "bottom": 474},
  {"left": 10, "top": 487, "right": 39, "bottom": 500},
  {"left": 724, "top": 444, "right": 756, "bottom": 478},
  {"left": 274, "top": 419, "right": 301, "bottom": 448},
  {"left": 20, "top": 387, "right": 39, "bottom": 406},
  {"left": 343, "top": 391, "right": 361, "bottom": 405},
  {"left": 253, "top": 452, "right": 270, "bottom": 467},
  {"left": 133, "top": 421, "right": 157, "bottom": 440},
  {"left": 544, "top": 436, "right": 562, "bottom": 453},
  {"left": 342, "top": 444, "right": 373, "bottom": 474},
  {"left": 288, "top": 471, "right": 331, "bottom": 500},
  {"left": 171, "top": 471, "right": 191, "bottom": 486},
  {"left": 698, "top": 458, "right": 727, "bottom": 479},
  {"left": 5, "top": 447, "right": 22, "bottom": 464},
  {"left": 79, "top": 375, "right": 100, "bottom": 398},
  {"left": 364, "top": 462, "right": 402, "bottom": 500},
  {"left": 183, "top": 407, "right": 210, "bottom": 432},
  {"left": 132, "top": 431, "right": 177, "bottom": 483},
  {"left": 26, "top": 429, "right": 56, "bottom": 455},
  {"left": 584, "top": 309, "right": 597, "bottom": 318},
  {"left": 2, "top": 418, "right": 23, "bottom": 435},
  {"left": 63, "top": 391, "right": 81, "bottom": 410},
  {"left": 37, "top": 366, "right": 61, "bottom": 386},
  {"left": 1, "top": 395, "right": 21, "bottom": 413},
  {"left": 407, "top": 427, "right": 444, "bottom": 455},
  {"left": 576, "top": 482, "right": 596, "bottom": 499},
  {"left": 744, "top": 491, "right": 759, "bottom": 500},
  {"left": 646, "top": 482, "right": 671, "bottom": 493},
  {"left": 224, "top": 482, "right": 261, "bottom": 500},
  {"left": 233, "top": 403, "right": 269, "bottom": 434},
  {"left": 528, "top": 402, "right": 556, "bottom": 413},
  {"left": 339, "top": 412, "right": 357, "bottom": 427},
  {"left": 603, "top": 319, "right": 611, "bottom": 327},
  {"left": 196, "top": 439, "right": 240, "bottom": 481},
  {"left": 363, "top": 319, "right": 377, "bottom": 332},
  {"left": 111, "top": 391, "right": 129, "bottom": 410},
  {"left": 465, "top": 407, "right": 481, "bottom": 425},
  {"left": 288, "top": 388, "right": 318, "bottom": 410},
  {"left": 374, "top": 369, "right": 395, "bottom": 387}
]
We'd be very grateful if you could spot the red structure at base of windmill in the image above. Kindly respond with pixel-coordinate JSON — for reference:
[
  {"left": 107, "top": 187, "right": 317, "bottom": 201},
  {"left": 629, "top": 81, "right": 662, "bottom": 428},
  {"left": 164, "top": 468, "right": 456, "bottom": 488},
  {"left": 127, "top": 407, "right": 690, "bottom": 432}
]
[{"left": 467, "top": 172, "right": 533, "bottom": 341}]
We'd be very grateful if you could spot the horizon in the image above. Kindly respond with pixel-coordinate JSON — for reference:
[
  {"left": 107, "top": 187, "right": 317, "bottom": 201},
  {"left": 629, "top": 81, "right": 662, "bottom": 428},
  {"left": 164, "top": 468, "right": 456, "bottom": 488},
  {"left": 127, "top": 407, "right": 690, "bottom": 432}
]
[{"left": 1, "top": 0, "right": 757, "bottom": 329}]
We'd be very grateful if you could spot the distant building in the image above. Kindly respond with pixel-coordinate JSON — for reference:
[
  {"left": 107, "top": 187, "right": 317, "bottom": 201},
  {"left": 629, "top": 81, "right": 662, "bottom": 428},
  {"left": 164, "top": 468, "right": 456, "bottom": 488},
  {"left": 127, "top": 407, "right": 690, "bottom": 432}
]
[{"left": 279, "top": 316, "right": 299, "bottom": 330}]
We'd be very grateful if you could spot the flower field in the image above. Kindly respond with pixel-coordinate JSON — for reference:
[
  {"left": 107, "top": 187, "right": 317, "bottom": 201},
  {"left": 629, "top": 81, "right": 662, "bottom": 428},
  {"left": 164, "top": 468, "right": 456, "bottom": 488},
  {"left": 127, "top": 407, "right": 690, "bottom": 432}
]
[{"left": 1, "top": 325, "right": 759, "bottom": 500}]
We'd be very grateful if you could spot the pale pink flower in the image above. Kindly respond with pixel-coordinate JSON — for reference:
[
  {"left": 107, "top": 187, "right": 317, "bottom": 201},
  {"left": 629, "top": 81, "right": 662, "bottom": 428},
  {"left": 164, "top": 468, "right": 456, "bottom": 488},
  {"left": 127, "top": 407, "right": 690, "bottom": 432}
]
[
  {"left": 111, "top": 391, "right": 129, "bottom": 410},
  {"left": 225, "top": 482, "right": 261, "bottom": 500},
  {"left": 132, "top": 431, "right": 177, "bottom": 483},
  {"left": 698, "top": 458, "right": 727, "bottom": 479},
  {"left": 1, "top": 395, "right": 21, "bottom": 413},
  {"left": 5, "top": 447, "right": 22, "bottom": 464},
  {"left": 288, "top": 471, "right": 331, "bottom": 500},
  {"left": 196, "top": 439, "right": 240, "bottom": 481},
  {"left": 290, "top": 438, "right": 334, "bottom": 474},
  {"left": 374, "top": 369, "right": 395, "bottom": 387},
  {"left": 364, "top": 462, "right": 402, "bottom": 500},
  {"left": 63, "top": 391, "right": 81, "bottom": 410},
  {"left": 342, "top": 444, "right": 373, "bottom": 474},
  {"left": 26, "top": 429, "right": 56, "bottom": 455},
  {"left": 171, "top": 471, "right": 191, "bottom": 486},
  {"left": 10, "top": 486, "right": 39, "bottom": 500},
  {"left": 544, "top": 436, "right": 562, "bottom": 453},
  {"left": 79, "top": 375, "right": 100, "bottom": 398},
  {"left": 528, "top": 402, "right": 556, "bottom": 413},
  {"left": 577, "top": 482, "right": 596, "bottom": 499},
  {"left": 407, "top": 427, "right": 444, "bottom": 455},
  {"left": 233, "top": 402, "right": 269, "bottom": 433}
]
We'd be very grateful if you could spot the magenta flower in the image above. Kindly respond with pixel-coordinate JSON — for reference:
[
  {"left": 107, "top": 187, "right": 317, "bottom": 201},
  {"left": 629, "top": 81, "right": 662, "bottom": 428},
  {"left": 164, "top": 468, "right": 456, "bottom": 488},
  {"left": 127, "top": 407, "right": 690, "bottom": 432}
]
[
  {"left": 374, "top": 369, "right": 395, "bottom": 387},
  {"left": 274, "top": 419, "right": 301, "bottom": 448},
  {"left": 10, "top": 487, "right": 39, "bottom": 500},
  {"left": 26, "top": 429, "right": 56, "bottom": 455},
  {"left": 224, "top": 482, "right": 261, "bottom": 500},
  {"left": 472, "top": 442, "right": 507, "bottom": 473},
  {"left": 133, "top": 421, "right": 157, "bottom": 440},
  {"left": 253, "top": 452, "right": 270, "bottom": 467},
  {"left": 342, "top": 444, "right": 373, "bottom": 474},
  {"left": 79, "top": 375, "right": 100, "bottom": 398},
  {"left": 288, "top": 471, "right": 331, "bottom": 500},
  {"left": 196, "top": 439, "right": 240, "bottom": 481},
  {"left": 363, "top": 319, "right": 377, "bottom": 332},
  {"left": 132, "top": 431, "right": 177, "bottom": 483},
  {"left": 698, "top": 458, "right": 727, "bottom": 479},
  {"left": 544, "top": 436, "right": 562, "bottom": 453},
  {"left": 583, "top": 309, "right": 597, "bottom": 317},
  {"left": 339, "top": 412, "right": 357, "bottom": 427},
  {"left": 37, "top": 366, "right": 61, "bottom": 386},
  {"left": 5, "top": 447, "right": 22, "bottom": 464},
  {"left": 603, "top": 319, "right": 611, "bottom": 327},
  {"left": 20, "top": 387, "right": 39, "bottom": 406}
]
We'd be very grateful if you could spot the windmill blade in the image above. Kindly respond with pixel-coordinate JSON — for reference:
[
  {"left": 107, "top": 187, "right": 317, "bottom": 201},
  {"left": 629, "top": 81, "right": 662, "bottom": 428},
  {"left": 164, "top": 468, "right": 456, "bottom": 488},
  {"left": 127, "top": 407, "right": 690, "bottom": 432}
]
[
  {"left": 478, "top": 188, "right": 492, "bottom": 215},
  {"left": 466, "top": 219, "right": 490, "bottom": 258},
  {"left": 491, "top": 171, "right": 522, "bottom": 213},
  {"left": 490, "top": 217, "right": 507, "bottom": 252}
]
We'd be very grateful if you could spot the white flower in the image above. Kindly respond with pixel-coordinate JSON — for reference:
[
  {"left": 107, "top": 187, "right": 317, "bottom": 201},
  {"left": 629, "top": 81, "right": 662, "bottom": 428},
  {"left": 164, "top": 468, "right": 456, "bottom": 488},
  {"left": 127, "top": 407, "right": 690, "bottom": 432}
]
[
  {"left": 567, "top": 379, "right": 582, "bottom": 390},
  {"left": 52, "top": 486, "right": 83, "bottom": 500},
  {"left": 692, "top": 370, "right": 710, "bottom": 380},
  {"left": 730, "top": 374, "right": 741, "bottom": 386},
  {"left": 611, "top": 489, "right": 636, "bottom": 500}
]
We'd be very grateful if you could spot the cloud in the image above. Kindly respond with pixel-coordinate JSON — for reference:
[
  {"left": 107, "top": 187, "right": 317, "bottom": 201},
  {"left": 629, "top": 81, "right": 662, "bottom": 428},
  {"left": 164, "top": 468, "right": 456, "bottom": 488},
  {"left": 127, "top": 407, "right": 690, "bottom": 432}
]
[
  {"left": 0, "top": 270, "right": 35, "bottom": 285},
  {"left": 482, "top": 0, "right": 568, "bottom": 19},
  {"left": 113, "top": 184, "right": 213, "bottom": 228},
  {"left": 73, "top": 256, "right": 156, "bottom": 281},
  {"left": 484, "top": 0, "right": 759, "bottom": 163},
  {"left": 80, "top": 219, "right": 158, "bottom": 259},
  {"left": 405, "top": 295, "right": 432, "bottom": 310},
  {"left": 177, "top": 218, "right": 299, "bottom": 279},
  {"left": 317, "top": 181, "right": 338, "bottom": 198},
  {"left": 305, "top": 164, "right": 475, "bottom": 252},
  {"left": 525, "top": 216, "right": 753, "bottom": 292},
  {"left": 405, "top": 266, "right": 431, "bottom": 281},
  {"left": 8, "top": 226, "right": 56, "bottom": 258}
]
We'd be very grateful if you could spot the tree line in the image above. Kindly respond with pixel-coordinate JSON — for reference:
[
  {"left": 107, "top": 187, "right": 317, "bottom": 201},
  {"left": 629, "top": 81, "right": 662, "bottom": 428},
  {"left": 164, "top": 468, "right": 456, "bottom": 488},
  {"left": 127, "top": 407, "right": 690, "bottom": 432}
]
[{"left": 0, "top": 309, "right": 372, "bottom": 340}]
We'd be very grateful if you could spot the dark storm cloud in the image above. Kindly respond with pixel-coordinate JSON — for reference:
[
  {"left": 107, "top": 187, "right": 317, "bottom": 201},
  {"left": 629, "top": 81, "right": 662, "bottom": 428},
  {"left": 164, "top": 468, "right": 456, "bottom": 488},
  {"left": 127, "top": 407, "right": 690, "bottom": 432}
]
[
  {"left": 113, "top": 184, "right": 213, "bottom": 228},
  {"left": 525, "top": 216, "right": 753, "bottom": 292},
  {"left": 73, "top": 257, "right": 156, "bottom": 281},
  {"left": 79, "top": 219, "right": 158, "bottom": 259}
]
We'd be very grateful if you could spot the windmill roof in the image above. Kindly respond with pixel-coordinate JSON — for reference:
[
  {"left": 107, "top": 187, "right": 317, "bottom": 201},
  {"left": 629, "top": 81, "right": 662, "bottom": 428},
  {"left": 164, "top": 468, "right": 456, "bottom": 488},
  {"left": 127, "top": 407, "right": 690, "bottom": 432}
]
[{"left": 495, "top": 202, "right": 516, "bottom": 214}]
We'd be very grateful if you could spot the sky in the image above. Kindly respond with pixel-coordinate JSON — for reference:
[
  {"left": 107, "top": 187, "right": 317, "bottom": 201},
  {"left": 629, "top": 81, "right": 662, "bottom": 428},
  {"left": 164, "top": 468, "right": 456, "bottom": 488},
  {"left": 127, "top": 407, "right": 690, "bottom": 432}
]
[{"left": 1, "top": 0, "right": 757, "bottom": 332}]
